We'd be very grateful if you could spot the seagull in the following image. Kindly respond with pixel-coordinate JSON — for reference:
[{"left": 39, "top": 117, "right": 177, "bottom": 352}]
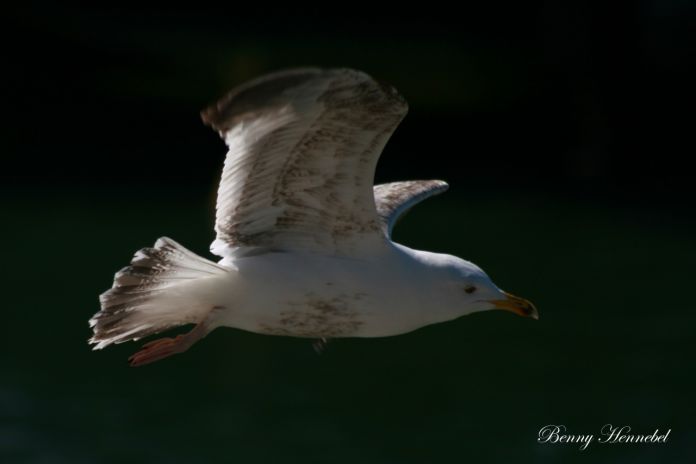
[{"left": 89, "top": 68, "right": 537, "bottom": 366}]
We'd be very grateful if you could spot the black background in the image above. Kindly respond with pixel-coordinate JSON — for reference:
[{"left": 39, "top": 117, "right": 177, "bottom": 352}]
[
  {"left": 8, "top": 2, "right": 695, "bottom": 203},
  {"left": 4, "top": 2, "right": 696, "bottom": 463}
]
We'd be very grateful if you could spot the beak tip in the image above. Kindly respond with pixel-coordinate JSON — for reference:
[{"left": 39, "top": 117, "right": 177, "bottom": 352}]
[{"left": 492, "top": 292, "right": 538, "bottom": 320}]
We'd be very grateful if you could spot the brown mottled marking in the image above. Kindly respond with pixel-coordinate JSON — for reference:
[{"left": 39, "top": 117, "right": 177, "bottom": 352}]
[
  {"left": 259, "top": 293, "right": 364, "bottom": 338},
  {"left": 373, "top": 180, "right": 449, "bottom": 237},
  {"left": 202, "top": 68, "right": 408, "bottom": 257}
]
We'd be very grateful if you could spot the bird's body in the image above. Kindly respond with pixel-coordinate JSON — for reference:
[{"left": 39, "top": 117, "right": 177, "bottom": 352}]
[
  {"left": 89, "top": 68, "right": 537, "bottom": 366},
  {"left": 214, "top": 242, "right": 486, "bottom": 338}
]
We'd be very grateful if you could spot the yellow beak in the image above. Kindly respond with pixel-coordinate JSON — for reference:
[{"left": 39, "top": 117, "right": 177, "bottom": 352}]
[{"left": 489, "top": 291, "right": 538, "bottom": 319}]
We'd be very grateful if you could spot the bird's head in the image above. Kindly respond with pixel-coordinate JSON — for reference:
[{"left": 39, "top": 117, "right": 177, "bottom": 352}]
[{"left": 425, "top": 252, "right": 538, "bottom": 321}]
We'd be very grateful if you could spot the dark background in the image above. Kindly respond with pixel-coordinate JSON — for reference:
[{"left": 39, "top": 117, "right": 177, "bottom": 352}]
[{"left": 4, "top": 2, "right": 695, "bottom": 463}]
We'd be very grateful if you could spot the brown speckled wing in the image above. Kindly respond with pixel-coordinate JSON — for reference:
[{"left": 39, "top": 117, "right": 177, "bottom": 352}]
[
  {"left": 373, "top": 180, "right": 449, "bottom": 237},
  {"left": 202, "top": 68, "right": 408, "bottom": 256}
]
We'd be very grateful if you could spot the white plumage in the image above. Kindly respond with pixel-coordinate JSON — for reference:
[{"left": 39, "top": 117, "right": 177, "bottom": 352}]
[{"left": 89, "top": 68, "right": 537, "bottom": 366}]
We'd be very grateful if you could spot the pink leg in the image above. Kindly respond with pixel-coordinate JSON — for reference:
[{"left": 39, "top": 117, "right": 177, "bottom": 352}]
[{"left": 128, "top": 323, "right": 209, "bottom": 367}]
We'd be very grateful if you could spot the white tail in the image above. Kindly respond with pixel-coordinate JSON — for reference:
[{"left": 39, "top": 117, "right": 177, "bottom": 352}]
[{"left": 89, "top": 237, "right": 230, "bottom": 350}]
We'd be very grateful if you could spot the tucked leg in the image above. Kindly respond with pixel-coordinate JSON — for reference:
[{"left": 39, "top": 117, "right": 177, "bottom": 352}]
[
  {"left": 128, "top": 323, "right": 209, "bottom": 367},
  {"left": 312, "top": 337, "right": 329, "bottom": 354}
]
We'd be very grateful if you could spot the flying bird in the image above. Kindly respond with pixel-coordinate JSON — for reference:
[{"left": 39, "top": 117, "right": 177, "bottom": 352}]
[{"left": 89, "top": 68, "right": 537, "bottom": 366}]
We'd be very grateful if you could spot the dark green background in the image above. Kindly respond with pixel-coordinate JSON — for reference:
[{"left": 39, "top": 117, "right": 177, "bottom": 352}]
[{"left": 5, "top": 3, "right": 695, "bottom": 463}]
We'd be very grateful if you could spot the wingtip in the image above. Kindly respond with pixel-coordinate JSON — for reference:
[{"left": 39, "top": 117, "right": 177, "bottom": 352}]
[
  {"left": 200, "top": 67, "right": 327, "bottom": 133},
  {"left": 435, "top": 180, "right": 449, "bottom": 190},
  {"left": 200, "top": 67, "right": 407, "bottom": 134}
]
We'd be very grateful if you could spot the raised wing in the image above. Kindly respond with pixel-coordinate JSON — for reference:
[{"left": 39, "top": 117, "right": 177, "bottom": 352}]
[
  {"left": 373, "top": 180, "right": 449, "bottom": 237},
  {"left": 201, "top": 68, "right": 407, "bottom": 256}
]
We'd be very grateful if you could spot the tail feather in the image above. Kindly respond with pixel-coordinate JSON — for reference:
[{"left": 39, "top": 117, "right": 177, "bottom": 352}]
[{"left": 89, "top": 237, "right": 229, "bottom": 350}]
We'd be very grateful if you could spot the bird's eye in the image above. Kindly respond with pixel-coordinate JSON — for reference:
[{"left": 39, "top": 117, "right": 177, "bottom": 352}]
[{"left": 464, "top": 285, "right": 477, "bottom": 294}]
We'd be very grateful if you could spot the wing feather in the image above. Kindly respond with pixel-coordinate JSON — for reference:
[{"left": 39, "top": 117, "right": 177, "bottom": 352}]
[
  {"left": 373, "top": 180, "right": 449, "bottom": 237},
  {"left": 202, "top": 68, "right": 407, "bottom": 256}
]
